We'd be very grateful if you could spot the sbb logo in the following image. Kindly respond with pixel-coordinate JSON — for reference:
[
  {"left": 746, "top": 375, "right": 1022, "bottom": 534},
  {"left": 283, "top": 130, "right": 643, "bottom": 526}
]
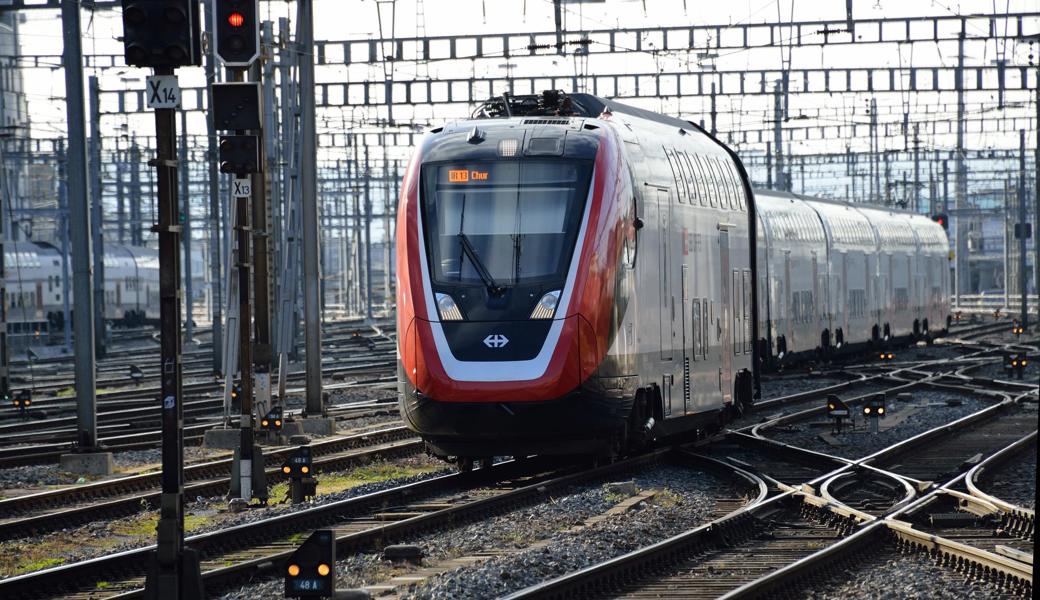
[{"left": 483, "top": 334, "right": 509, "bottom": 348}]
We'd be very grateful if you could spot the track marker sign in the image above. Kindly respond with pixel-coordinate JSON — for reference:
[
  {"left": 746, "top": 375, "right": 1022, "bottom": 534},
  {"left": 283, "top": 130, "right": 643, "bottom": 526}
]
[
  {"left": 233, "top": 177, "right": 252, "bottom": 198},
  {"left": 146, "top": 75, "right": 181, "bottom": 109}
]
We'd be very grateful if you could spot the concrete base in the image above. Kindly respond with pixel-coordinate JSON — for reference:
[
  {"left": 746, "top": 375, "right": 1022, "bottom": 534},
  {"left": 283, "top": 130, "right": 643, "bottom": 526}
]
[
  {"left": 59, "top": 451, "right": 114, "bottom": 476},
  {"left": 280, "top": 421, "right": 304, "bottom": 438},
  {"left": 300, "top": 417, "right": 336, "bottom": 437},
  {"left": 204, "top": 427, "right": 242, "bottom": 450}
]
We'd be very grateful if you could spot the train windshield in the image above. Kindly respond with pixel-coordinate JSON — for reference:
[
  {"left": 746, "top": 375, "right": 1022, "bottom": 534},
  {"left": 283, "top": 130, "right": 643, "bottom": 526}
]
[{"left": 422, "top": 160, "right": 592, "bottom": 287}]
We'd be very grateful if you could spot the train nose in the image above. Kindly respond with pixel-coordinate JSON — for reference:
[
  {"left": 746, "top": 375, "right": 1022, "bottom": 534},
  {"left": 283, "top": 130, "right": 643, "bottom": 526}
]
[{"left": 401, "top": 315, "right": 596, "bottom": 403}]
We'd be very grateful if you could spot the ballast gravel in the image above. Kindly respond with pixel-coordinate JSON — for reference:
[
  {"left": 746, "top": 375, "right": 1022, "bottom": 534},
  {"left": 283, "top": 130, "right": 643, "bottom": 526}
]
[
  {"left": 802, "top": 545, "right": 1015, "bottom": 599},
  {"left": 765, "top": 388, "right": 994, "bottom": 460},
  {"left": 216, "top": 463, "right": 746, "bottom": 600}
]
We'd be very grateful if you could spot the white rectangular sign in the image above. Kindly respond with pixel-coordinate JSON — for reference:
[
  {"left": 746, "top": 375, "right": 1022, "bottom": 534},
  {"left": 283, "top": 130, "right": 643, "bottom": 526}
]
[
  {"left": 233, "top": 177, "right": 252, "bottom": 198},
  {"left": 146, "top": 75, "right": 181, "bottom": 109}
]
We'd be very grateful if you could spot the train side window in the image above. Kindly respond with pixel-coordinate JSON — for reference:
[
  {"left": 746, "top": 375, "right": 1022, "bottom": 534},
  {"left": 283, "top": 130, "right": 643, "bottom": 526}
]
[
  {"left": 694, "top": 155, "right": 715, "bottom": 208},
  {"left": 705, "top": 157, "right": 725, "bottom": 209},
  {"left": 729, "top": 162, "right": 745, "bottom": 211},
  {"left": 680, "top": 153, "right": 700, "bottom": 206},
  {"left": 664, "top": 149, "right": 686, "bottom": 204},
  {"left": 714, "top": 158, "right": 732, "bottom": 210},
  {"left": 674, "top": 151, "right": 692, "bottom": 204}
]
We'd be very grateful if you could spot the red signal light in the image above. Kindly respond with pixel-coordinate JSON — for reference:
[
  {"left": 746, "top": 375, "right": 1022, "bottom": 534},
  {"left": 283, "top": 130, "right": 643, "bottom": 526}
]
[{"left": 228, "top": 12, "right": 245, "bottom": 27}]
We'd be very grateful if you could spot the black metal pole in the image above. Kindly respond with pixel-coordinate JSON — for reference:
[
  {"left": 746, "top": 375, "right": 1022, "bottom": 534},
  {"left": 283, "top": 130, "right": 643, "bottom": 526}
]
[{"left": 146, "top": 65, "right": 194, "bottom": 600}]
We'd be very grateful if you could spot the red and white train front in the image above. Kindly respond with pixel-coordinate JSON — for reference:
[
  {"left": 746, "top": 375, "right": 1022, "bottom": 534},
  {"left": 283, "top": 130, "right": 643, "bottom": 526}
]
[{"left": 396, "top": 116, "right": 632, "bottom": 460}]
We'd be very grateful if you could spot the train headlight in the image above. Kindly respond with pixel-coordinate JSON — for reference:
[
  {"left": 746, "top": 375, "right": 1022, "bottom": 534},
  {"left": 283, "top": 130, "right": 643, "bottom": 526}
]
[
  {"left": 283, "top": 466, "right": 291, "bottom": 474},
  {"left": 863, "top": 406, "right": 872, "bottom": 415},
  {"left": 498, "top": 138, "right": 520, "bottom": 157},
  {"left": 287, "top": 564, "right": 300, "bottom": 576},
  {"left": 317, "top": 564, "right": 331, "bottom": 577},
  {"left": 435, "top": 293, "right": 463, "bottom": 321},
  {"left": 530, "top": 290, "right": 561, "bottom": 320}
]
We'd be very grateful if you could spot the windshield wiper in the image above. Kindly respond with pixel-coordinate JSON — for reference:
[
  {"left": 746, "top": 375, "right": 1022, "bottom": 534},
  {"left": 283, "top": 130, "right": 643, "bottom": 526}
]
[{"left": 458, "top": 233, "right": 504, "bottom": 297}]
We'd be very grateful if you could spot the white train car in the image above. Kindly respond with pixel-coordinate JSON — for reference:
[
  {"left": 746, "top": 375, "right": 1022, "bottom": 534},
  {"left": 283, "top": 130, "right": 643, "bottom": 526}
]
[
  {"left": 756, "top": 191, "right": 951, "bottom": 364},
  {"left": 4, "top": 241, "right": 205, "bottom": 335}
]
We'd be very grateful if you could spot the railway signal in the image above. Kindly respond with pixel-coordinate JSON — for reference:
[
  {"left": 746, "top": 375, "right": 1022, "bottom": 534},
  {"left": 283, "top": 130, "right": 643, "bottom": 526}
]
[
  {"left": 214, "top": 0, "right": 260, "bottom": 68},
  {"left": 825, "top": 394, "right": 850, "bottom": 434},
  {"left": 1006, "top": 354, "right": 1027, "bottom": 380},
  {"left": 218, "top": 135, "right": 260, "bottom": 175},
  {"left": 12, "top": 389, "right": 30, "bottom": 414},
  {"left": 120, "top": 0, "right": 202, "bottom": 68},
  {"left": 282, "top": 446, "right": 317, "bottom": 504},
  {"left": 878, "top": 351, "right": 895, "bottom": 361},
  {"left": 931, "top": 213, "right": 948, "bottom": 230},
  {"left": 862, "top": 393, "right": 886, "bottom": 435},
  {"left": 260, "top": 406, "right": 284, "bottom": 432},
  {"left": 285, "top": 529, "right": 336, "bottom": 597}
]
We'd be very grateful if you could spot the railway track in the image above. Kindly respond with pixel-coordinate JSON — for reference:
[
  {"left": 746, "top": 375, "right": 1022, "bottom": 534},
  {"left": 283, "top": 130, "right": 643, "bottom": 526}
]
[
  {"left": 0, "top": 425, "right": 421, "bottom": 542},
  {"left": 496, "top": 368, "right": 1036, "bottom": 599},
  {"left": 0, "top": 394, "right": 399, "bottom": 471},
  {"left": 0, "top": 447, "right": 755, "bottom": 599}
]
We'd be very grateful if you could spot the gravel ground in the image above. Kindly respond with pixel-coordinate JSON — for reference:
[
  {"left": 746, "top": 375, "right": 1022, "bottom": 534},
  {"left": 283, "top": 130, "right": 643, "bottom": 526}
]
[
  {"left": 765, "top": 388, "right": 994, "bottom": 460},
  {"left": 981, "top": 446, "right": 1037, "bottom": 510},
  {"left": 215, "top": 464, "right": 745, "bottom": 600},
  {"left": 803, "top": 545, "right": 1015, "bottom": 599},
  {"left": 0, "top": 455, "right": 448, "bottom": 578}
]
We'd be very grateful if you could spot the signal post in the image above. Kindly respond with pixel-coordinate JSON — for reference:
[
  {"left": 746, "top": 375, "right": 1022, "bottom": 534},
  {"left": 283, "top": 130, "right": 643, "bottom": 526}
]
[
  {"left": 211, "top": 0, "right": 270, "bottom": 505},
  {"left": 120, "top": 1, "right": 204, "bottom": 598}
]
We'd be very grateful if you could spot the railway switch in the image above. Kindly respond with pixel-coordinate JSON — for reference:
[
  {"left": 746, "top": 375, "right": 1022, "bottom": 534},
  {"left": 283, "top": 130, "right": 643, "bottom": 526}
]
[
  {"left": 282, "top": 445, "right": 317, "bottom": 504},
  {"left": 285, "top": 529, "right": 335, "bottom": 597},
  {"left": 825, "top": 394, "right": 850, "bottom": 434},
  {"left": 862, "top": 394, "right": 886, "bottom": 434}
]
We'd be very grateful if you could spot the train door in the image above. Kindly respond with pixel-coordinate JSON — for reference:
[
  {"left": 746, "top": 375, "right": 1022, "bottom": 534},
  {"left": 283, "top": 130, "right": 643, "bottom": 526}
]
[
  {"left": 681, "top": 264, "right": 690, "bottom": 414},
  {"left": 784, "top": 252, "right": 792, "bottom": 349},
  {"left": 811, "top": 252, "right": 820, "bottom": 336},
  {"left": 840, "top": 252, "right": 848, "bottom": 340},
  {"left": 657, "top": 187, "right": 673, "bottom": 362},
  {"left": 719, "top": 229, "right": 732, "bottom": 403}
]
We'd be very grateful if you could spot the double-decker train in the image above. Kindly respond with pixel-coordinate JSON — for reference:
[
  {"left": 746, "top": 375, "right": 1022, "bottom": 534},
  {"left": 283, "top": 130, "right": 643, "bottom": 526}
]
[
  {"left": 396, "top": 91, "right": 950, "bottom": 463},
  {"left": 4, "top": 241, "right": 206, "bottom": 336}
]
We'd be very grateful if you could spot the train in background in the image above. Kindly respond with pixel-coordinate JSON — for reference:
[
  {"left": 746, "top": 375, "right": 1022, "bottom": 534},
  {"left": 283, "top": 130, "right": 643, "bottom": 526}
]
[
  {"left": 3, "top": 240, "right": 207, "bottom": 336},
  {"left": 394, "top": 91, "right": 951, "bottom": 464}
]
